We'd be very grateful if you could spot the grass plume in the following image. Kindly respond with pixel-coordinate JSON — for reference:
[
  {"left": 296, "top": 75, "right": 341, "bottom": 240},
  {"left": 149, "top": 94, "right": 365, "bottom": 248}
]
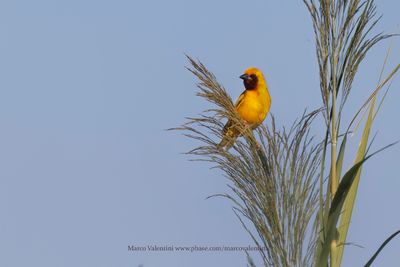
[{"left": 174, "top": 56, "right": 323, "bottom": 266}]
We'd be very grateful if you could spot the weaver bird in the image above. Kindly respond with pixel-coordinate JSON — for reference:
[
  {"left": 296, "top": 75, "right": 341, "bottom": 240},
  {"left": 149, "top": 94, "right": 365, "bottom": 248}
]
[{"left": 218, "top": 67, "right": 271, "bottom": 149}]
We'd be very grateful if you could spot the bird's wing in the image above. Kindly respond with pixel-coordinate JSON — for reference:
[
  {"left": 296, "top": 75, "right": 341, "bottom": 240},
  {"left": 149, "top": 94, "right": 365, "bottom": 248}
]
[
  {"left": 235, "top": 91, "right": 246, "bottom": 108},
  {"left": 222, "top": 92, "right": 245, "bottom": 135}
]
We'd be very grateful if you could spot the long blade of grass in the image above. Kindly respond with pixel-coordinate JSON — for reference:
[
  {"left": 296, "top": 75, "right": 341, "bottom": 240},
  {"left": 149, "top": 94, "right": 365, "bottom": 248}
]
[
  {"left": 346, "top": 63, "right": 400, "bottom": 134},
  {"left": 364, "top": 230, "right": 400, "bottom": 267},
  {"left": 335, "top": 95, "right": 376, "bottom": 265},
  {"left": 336, "top": 134, "right": 347, "bottom": 183}
]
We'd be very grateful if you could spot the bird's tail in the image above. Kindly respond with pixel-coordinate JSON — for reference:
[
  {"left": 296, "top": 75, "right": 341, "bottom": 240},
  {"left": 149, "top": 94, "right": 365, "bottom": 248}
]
[
  {"left": 217, "top": 121, "right": 238, "bottom": 150},
  {"left": 217, "top": 136, "right": 235, "bottom": 150}
]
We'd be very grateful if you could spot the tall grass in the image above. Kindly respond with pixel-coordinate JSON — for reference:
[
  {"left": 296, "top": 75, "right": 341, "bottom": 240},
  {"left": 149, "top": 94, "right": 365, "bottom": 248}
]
[
  {"left": 303, "top": 0, "right": 399, "bottom": 266},
  {"left": 175, "top": 0, "right": 399, "bottom": 266}
]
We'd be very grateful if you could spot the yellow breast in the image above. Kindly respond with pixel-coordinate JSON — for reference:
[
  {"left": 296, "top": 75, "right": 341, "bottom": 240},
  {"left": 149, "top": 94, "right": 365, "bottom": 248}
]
[{"left": 236, "top": 86, "right": 271, "bottom": 127}]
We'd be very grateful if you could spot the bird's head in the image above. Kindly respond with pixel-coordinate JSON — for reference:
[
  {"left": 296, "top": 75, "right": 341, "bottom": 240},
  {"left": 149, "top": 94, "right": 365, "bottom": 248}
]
[{"left": 240, "top": 67, "right": 265, "bottom": 90}]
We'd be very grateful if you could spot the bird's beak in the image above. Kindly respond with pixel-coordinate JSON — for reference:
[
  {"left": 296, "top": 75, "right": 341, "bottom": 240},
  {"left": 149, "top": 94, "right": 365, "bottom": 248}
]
[{"left": 240, "top": 74, "right": 251, "bottom": 81}]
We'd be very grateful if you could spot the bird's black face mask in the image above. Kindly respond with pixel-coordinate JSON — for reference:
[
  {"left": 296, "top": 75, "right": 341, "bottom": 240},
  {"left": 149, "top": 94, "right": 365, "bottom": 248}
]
[{"left": 240, "top": 74, "right": 258, "bottom": 90}]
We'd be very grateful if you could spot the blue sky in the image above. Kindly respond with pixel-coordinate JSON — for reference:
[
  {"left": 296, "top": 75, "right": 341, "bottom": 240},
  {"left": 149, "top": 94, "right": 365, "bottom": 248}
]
[{"left": 0, "top": 0, "right": 399, "bottom": 266}]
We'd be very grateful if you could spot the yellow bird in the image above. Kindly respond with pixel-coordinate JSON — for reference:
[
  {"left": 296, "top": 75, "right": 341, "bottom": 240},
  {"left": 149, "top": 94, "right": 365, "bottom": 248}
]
[{"left": 218, "top": 67, "right": 271, "bottom": 149}]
